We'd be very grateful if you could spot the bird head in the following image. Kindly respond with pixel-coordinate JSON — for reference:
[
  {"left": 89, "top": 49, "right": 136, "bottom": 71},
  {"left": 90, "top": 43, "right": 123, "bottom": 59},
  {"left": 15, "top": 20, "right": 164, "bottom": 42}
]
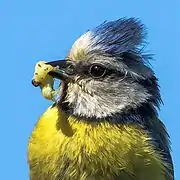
[{"left": 47, "top": 18, "right": 161, "bottom": 119}]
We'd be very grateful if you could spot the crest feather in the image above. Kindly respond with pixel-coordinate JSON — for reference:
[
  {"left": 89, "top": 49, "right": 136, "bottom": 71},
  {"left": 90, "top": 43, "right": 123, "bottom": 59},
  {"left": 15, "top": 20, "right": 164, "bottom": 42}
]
[{"left": 69, "top": 18, "right": 147, "bottom": 60}]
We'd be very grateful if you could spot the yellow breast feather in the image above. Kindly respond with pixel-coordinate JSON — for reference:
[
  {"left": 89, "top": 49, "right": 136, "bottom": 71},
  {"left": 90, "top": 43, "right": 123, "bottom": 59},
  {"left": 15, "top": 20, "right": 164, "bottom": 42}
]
[{"left": 28, "top": 106, "right": 168, "bottom": 180}]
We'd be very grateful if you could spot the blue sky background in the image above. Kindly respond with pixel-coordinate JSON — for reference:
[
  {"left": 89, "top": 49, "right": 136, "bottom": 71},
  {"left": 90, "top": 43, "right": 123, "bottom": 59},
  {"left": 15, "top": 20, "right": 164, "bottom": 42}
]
[{"left": 0, "top": 0, "right": 179, "bottom": 179}]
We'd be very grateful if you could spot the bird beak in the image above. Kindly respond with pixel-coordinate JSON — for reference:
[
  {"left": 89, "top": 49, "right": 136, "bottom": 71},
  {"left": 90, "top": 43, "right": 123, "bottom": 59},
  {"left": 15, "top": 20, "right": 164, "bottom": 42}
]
[{"left": 46, "top": 60, "right": 73, "bottom": 82}]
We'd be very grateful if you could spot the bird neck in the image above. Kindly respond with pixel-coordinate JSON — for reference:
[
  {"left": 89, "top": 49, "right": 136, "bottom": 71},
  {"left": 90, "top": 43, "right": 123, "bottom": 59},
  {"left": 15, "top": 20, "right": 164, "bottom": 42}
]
[
  {"left": 58, "top": 102, "right": 158, "bottom": 125},
  {"left": 110, "top": 102, "right": 158, "bottom": 124}
]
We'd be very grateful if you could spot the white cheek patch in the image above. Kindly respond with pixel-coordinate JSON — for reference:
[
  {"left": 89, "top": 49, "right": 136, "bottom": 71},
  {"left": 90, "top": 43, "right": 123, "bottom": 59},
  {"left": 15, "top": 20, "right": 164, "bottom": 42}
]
[{"left": 65, "top": 80, "right": 151, "bottom": 119}]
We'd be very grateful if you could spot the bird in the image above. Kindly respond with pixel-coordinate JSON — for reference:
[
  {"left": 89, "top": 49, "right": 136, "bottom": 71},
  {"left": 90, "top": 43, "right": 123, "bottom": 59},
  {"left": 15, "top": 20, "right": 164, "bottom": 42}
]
[{"left": 28, "top": 18, "right": 174, "bottom": 180}]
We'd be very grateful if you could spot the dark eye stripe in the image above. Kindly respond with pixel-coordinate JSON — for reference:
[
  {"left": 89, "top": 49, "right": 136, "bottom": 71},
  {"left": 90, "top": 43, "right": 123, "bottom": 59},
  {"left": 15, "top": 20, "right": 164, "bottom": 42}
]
[{"left": 65, "top": 62, "right": 127, "bottom": 79}]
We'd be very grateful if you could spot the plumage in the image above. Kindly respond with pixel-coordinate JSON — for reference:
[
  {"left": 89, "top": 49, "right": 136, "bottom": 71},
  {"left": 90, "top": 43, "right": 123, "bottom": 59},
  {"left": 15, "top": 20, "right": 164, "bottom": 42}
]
[
  {"left": 29, "top": 106, "right": 171, "bottom": 180},
  {"left": 29, "top": 18, "right": 174, "bottom": 180}
]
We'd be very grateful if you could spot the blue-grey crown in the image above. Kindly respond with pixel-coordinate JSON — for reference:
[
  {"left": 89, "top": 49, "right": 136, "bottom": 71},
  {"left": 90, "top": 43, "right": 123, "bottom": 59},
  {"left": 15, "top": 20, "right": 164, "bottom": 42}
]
[
  {"left": 90, "top": 18, "right": 147, "bottom": 55},
  {"left": 69, "top": 18, "right": 148, "bottom": 64}
]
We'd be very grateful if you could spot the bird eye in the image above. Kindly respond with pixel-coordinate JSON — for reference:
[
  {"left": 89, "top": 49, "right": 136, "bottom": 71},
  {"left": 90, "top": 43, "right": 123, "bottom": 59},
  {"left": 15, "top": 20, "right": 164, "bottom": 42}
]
[{"left": 89, "top": 64, "right": 106, "bottom": 78}]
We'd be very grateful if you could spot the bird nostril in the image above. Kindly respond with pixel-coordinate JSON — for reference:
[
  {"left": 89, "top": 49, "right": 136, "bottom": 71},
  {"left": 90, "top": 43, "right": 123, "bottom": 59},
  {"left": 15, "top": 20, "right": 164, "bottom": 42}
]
[{"left": 32, "top": 79, "right": 40, "bottom": 87}]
